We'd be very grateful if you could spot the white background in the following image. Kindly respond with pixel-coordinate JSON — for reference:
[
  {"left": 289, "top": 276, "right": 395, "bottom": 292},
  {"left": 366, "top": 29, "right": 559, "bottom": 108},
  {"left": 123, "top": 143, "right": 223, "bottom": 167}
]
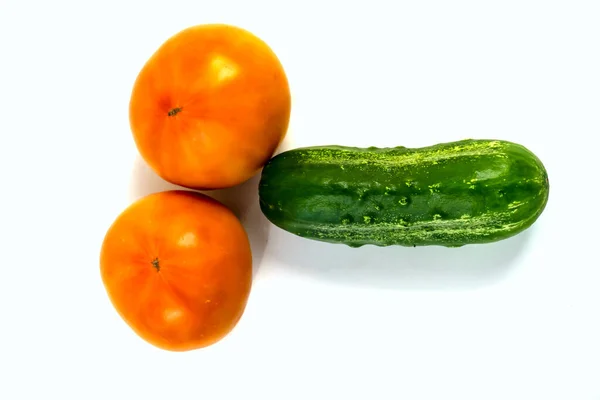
[{"left": 1, "top": 0, "right": 599, "bottom": 399}]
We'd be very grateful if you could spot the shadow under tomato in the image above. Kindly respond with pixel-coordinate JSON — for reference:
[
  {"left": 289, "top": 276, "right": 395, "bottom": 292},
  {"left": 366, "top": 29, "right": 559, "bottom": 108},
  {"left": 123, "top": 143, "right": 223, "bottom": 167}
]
[
  {"left": 267, "top": 224, "right": 535, "bottom": 291},
  {"left": 128, "top": 155, "right": 269, "bottom": 278}
]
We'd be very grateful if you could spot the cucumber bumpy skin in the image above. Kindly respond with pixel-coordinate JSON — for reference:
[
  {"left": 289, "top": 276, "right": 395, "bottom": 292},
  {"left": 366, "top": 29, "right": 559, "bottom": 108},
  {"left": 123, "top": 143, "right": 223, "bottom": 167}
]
[{"left": 258, "top": 139, "right": 550, "bottom": 248}]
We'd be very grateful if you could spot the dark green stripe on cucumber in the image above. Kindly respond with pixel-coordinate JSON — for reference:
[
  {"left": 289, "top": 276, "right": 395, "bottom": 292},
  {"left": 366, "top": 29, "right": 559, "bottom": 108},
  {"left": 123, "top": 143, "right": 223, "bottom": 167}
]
[{"left": 258, "top": 139, "right": 549, "bottom": 248}]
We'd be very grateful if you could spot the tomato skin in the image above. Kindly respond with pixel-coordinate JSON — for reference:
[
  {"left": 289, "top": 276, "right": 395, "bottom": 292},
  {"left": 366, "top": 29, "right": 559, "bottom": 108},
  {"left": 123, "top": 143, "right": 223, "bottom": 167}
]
[
  {"left": 100, "top": 191, "right": 252, "bottom": 351},
  {"left": 129, "top": 24, "right": 291, "bottom": 189}
]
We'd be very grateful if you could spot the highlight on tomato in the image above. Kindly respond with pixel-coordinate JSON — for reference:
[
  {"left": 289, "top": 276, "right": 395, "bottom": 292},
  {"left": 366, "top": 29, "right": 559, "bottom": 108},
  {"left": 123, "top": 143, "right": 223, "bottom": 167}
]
[
  {"left": 129, "top": 24, "right": 292, "bottom": 189},
  {"left": 99, "top": 190, "right": 253, "bottom": 351}
]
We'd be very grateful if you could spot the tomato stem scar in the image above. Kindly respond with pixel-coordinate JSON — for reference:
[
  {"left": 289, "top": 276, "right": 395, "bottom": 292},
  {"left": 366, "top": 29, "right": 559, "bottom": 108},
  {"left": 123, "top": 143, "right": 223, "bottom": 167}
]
[
  {"left": 168, "top": 107, "right": 182, "bottom": 117},
  {"left": 151, "top": 257, "right": 160, "bottom": 272}
]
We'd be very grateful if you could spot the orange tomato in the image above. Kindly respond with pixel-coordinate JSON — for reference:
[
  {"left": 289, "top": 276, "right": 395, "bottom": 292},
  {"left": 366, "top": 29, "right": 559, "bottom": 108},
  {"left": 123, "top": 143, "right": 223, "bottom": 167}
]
[
  {"left": 100, "top": 191, "right": 252, "bottom": 351},
  {"left": 129, "top": 24, "right": 292, "bottom": 189}
]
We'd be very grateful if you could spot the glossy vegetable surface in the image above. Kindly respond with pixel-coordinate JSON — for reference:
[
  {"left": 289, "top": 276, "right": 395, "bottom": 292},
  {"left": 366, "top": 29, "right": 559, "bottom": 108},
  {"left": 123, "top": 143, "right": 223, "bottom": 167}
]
[
  {"left": 100, "top": 191, "right": 252, "bottom": 351},
  {"left": 259, "top": 139, "right": 549, "bottom": 247},
  {"left": 129, "top": 24, "right": 291, "bottom": 189}
]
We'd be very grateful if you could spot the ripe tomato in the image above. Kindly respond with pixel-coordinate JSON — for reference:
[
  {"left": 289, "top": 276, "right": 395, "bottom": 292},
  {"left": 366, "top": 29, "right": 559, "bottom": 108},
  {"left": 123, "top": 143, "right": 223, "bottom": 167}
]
[
  {"left": 100, "top": 191, "right": 252, "bottom": 351},
  {"left": 129, "top": 24, "right": 291, "bottom": 189}
]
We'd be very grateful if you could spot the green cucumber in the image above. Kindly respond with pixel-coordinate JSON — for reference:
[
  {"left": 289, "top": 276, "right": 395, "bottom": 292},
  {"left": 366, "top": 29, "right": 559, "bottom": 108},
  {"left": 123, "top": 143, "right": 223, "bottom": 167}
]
[{"left": 258, "top": 139, "right": 549, "bottom": 248}]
